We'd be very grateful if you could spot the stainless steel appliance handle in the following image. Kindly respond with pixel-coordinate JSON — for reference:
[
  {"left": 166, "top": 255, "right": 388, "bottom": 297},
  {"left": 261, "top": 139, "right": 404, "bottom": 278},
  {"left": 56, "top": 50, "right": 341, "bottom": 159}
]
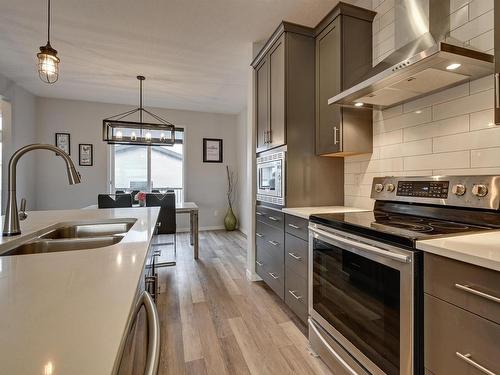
[
  {"left": 288, "top": 252, "right": 302, "bottom": 260},
  {"left": 126, "top": 291, "right": 160, "bottom": 375},
  {"left": 309, "top": 319, "right": 358, "bottom": 375},
  {"left": 455, "top": 283, "right": 500, "bottom": 304},
  {"left": 311, "top": 226, "right": 411, "bottom": 263},
  {"left": 456, "top": 352, "right": 496, "bottom": 375}
]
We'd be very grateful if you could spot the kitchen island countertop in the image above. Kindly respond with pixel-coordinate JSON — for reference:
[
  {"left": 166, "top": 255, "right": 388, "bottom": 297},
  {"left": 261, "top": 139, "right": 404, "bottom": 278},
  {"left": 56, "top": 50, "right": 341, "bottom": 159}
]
[{"left": 0, "top": 207, "right": 160, "bottom": 375}]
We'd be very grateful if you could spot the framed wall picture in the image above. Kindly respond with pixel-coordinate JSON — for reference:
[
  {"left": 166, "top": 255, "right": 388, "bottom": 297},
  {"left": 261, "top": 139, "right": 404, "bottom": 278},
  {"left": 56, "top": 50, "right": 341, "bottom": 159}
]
[
  {"left": 55, "top": 133, "right": 71, "bottom": 155},
  {"left": 79, "top": 144, "right": 93, "bottom": 166},
  {"left": 203, "top": 138, "right": 223, "bottom": 163}
]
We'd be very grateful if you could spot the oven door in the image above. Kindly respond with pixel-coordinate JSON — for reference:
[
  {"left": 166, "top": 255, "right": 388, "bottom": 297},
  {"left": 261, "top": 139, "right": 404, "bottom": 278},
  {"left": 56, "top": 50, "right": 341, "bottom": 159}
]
[
  {"left": 257, "top": 159, "right": 282, "bottom": 198},
  {"left": 308, "top": 224, "right": 415, "bottom": 375}
]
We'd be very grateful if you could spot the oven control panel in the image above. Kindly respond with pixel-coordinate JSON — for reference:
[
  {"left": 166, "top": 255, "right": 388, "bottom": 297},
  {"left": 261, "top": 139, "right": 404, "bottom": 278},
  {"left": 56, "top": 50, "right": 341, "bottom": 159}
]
[
  {"left": 370, "top": 175, "right": 500, "bottom": 210},
  {"left": 396, "top": 181, "right": 449, "bottom": 198}
]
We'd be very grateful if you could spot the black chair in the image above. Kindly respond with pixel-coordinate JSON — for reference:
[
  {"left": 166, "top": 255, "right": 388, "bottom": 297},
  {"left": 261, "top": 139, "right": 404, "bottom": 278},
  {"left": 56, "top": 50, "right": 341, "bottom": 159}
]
[
  {"left": 98, "top": 194, "right": 133, "bottom": 208},
  {"left": 152, "top": 189, "right": 161, "bottom": 193},
  {"left": 115, "top": 190, "right": 125, "bottom": 194},
  {"left": 130, "top": 190, "right": 140, "bottom": 204},
  {"left": 147, "top": 193, "right": 176, "bottom": 267}
]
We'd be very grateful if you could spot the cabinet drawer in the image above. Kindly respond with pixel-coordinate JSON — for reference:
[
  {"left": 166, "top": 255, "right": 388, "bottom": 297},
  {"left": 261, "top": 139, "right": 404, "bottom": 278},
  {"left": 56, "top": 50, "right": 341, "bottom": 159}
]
[
  {"left": 285, "top": 214, "right": 308, "bottom": 240},
  {"left": 424, "top": 253, "right": 500, "bottom": 324},
  {"left": 285, "top": 233, "right": 308, "bottom": 277},
  {"left": 256, "top": 220, "right": 284, "bottom": 252},
  {"left": 425, "top": 294, "right": 500, "bottom": 375},
  {"left": 256, "top": 206, "right": 284, "bottom": 229},
  {"left": 285, "top": 268, "right": 308, "bottom": 323},
  {"left": 262, "top": 261, "right": 285, "bottom": 299}
]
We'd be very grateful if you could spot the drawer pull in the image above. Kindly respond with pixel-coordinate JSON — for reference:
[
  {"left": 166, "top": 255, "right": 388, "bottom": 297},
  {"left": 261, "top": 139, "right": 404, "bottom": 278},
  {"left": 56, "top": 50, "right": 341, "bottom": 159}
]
[
  {"left": 455, "top": 283, "right": 500, "bottom": 304},
  {"left": 289, "top": 290, "right": 302, "bottom": 300},
  {"left": 268, "top": 216, "right": 279, "bottom": 221},
  {"left": 256, "top": 211, "right": 263, "bottom": 216},
  {"left": 288, "top": 223, "right": 301, "bottom": 229},
  {"left": 256, "top": 233, "right": 264, "bottom": 238},
  {"left": 256, "top": 260, "right": 263, "bottom": 266},
  {"left": 269, "top": 272, "right": 279, "bottom": 279},
  {"left": 268, "top": 240, "right": 279, "bottom": 246},
  {"left": 288, "top": 252, "right": 302, "bottom": 260},
  {"left": 456, "top": 352, "right": 496, "bottom": 375}
]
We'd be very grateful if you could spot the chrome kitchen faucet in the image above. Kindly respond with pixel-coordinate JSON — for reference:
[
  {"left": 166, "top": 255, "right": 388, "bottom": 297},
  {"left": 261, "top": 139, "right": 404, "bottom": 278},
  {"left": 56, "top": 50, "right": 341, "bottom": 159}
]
[{"left": 3, "top": 144, "right": 81, "bottom": 236}]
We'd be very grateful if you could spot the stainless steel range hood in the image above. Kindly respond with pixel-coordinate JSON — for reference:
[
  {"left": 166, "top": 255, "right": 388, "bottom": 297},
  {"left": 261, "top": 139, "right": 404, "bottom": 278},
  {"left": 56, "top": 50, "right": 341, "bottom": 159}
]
[{"left": 329, "top": 0, "right": 494, "bottom": 109}]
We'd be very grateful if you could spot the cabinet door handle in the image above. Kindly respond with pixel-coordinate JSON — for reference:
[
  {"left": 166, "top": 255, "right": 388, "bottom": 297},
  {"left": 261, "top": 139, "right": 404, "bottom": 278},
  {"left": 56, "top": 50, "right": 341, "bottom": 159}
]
[
  {"left": 268, "top": 129, "right": 272, "bottom": 144},
  {"left": 268, "top": 216, "right": 278, "bottom": 221},
  {"left": 256, "top": 211, "right": 263, "bottom": 216},
  {"left": 289, "top": 290, "right": 302, "bottom": 300},
  {"left": 454, "top": 283, "right": 500, "bottom": 304},
  {"left": 333, "top": 126, "right": 339, "bottom": 145},
  {"left": 288, "top": 223, "right": 300, "bottom": 229},
  {"left": 269, "top": 272, "right": 279, "bottom": 279},
  {"left": 256, "top": 232, "right": 264, "bottom": 238},
  {"left": 256, "top": 260, "right": 263, "bottom": 266},
  {"left": 268, "top": 240, "right": 279, "bottom": 246},
  {"left": 288, "top": 252, "right": 302, "bottom": 260},
  {"left": 456, "top": 352, "right": 496, "bottom": 375}
]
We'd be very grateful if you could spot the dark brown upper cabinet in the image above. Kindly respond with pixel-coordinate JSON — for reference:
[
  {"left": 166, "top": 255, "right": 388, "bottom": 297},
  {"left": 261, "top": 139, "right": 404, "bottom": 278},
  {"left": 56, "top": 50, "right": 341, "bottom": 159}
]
[
  {"left": 252, "top": 24, "right": 315, "bottom": 153},
  {"left": 315, "top": 3, "right": 375, "bottom": 157}
]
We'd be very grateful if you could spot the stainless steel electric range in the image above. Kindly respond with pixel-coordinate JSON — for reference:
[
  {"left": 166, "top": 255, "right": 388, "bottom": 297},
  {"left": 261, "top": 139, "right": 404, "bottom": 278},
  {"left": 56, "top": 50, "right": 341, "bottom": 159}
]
[{"left": 308, "top": 175, "right": 500, "bottom": 375}]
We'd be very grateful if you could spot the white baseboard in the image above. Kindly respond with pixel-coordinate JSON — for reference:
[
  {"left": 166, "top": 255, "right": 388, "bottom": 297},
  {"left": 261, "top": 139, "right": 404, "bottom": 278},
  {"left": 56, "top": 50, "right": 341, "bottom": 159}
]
[
  {"left": 176, "top": 225, "right": 225, "bottom": 233},
  {"left": 246, "top": 268, "right": 262, "bottom": 281}
]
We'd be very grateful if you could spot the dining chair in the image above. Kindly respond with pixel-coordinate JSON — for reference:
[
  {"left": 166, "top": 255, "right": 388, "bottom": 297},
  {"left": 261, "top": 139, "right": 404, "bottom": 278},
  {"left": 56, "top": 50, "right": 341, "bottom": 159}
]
[
  {"left": 146, "top": 193, "right": 176, "bottom": 268},
  {"left": 97, "top": 194, "right": 133, "bottom": 208},
  {"left": 130, "top": 190, "right": 140, "bottom": 204},
  {"left": 115, "top": 190, "right": 125, "bottom": 194}
]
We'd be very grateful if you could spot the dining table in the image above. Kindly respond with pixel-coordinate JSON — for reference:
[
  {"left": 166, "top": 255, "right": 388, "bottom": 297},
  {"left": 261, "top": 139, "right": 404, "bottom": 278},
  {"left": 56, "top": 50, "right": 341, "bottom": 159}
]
[{"left": 84, "top": 201, "right": 200, "bottom": 259}]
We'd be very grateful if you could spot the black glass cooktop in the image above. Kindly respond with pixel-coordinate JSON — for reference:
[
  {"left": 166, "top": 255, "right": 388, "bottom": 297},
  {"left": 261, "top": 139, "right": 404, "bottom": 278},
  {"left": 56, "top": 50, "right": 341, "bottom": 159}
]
[{"left": 310, "top": 210, "right": 492, "bottom": 248}]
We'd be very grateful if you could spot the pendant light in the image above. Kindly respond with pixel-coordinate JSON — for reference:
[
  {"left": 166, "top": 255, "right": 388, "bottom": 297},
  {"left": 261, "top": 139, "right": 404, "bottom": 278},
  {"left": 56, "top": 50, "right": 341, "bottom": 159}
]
[
  {"left": 102, "top": 76, "right": 176, "bottom": 146},
  {"left": 37, "top": 0, "right": 60, "bottom": 84}
]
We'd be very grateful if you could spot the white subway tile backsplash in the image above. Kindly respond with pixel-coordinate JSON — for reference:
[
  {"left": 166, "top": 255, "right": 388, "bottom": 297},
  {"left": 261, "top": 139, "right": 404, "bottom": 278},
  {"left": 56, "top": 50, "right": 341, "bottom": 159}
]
[
  {"left": 469, "top": 0, "right": 494, "bottom": 19},
  {"left": 433, "top": 127, "right": 500, "bottom": 153},
  {"left": 351, "top": 0, "right": 496, "bottom": 206},
  {"left": 470, "top": 109, "right": 495, "bottom": 130},
  {"left": 469, "top": 75, "right": 494, "bottom": 94},
  {"left": 403, "top": 115, "right": 469, "bottom": 142},
  {"left": 404, "top": 151, "right": 470, "bottom": 170},
  {"left": 432, "top": 89, "right": 493, "bottom": 121},
  {"left": 450, "top": 10, "right": 493, "bottom": 42},
  {"left": 471, "top": 148, "right": 500, "bottom": 167}
]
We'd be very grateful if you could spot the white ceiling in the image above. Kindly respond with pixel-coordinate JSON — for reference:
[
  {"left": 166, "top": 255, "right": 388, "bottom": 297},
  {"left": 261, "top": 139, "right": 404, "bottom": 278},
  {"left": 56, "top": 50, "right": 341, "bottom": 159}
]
[{"left": 0, "top": 0, "right": 370, "bottom": 114}]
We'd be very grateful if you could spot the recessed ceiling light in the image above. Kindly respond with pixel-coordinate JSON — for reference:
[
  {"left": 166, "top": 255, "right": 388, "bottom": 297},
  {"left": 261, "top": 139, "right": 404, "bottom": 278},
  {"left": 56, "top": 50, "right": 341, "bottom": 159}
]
[
  {"left": 446, "top": 63, "right": 461, "bottom": 70},
  {"left": 354, "top": 102, "right": 364, "bottom": 107}
]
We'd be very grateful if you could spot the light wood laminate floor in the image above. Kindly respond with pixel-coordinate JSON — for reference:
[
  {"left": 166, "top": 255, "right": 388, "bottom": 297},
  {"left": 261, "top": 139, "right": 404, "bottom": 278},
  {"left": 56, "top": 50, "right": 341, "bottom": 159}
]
[{"left": 153, "top": 230, "right": 332, "bottom": 375}]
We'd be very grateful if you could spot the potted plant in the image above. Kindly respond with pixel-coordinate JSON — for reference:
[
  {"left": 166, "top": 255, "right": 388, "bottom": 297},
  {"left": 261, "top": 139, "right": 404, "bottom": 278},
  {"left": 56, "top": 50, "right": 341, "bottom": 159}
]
[
  {"left": 135, "top": 191, "right": 147, "bottom": 206},
  {"left": 224, "top": 165, "right": 238, "bottom": 231}
]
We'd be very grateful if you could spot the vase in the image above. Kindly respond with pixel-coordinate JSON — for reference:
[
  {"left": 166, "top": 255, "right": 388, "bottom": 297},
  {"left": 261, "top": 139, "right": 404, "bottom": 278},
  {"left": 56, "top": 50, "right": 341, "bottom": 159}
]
[
  {"left": 224, "top": 207, "right": 237, "bottom": 231},
  {"left": 139, "top": 200, "right": 146, "bottom": 207}
]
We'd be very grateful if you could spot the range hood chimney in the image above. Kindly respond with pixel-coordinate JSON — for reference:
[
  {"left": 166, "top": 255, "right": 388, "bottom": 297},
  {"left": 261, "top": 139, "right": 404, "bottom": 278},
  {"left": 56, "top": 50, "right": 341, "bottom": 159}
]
[{"left": 329, "top": 0, "right": 494, "bottom": 109}]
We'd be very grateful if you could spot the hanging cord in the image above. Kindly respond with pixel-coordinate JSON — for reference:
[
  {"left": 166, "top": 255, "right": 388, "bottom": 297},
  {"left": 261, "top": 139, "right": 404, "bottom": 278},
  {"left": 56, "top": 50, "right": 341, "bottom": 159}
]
[{"left": 47, "top": 0, "right": 51, "bottom": 43}]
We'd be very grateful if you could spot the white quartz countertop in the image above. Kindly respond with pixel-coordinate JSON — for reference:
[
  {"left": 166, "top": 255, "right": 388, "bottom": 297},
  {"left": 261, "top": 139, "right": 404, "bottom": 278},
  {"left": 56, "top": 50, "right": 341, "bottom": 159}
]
[
  {"left": 0, "top": 207, "right": 160, "bottom": 375},
  {"left": 281, "top": 206, "right": 368, "bottom": 219},
  {"left": 417, "top": 231, "right": 500, "bottom": 272}
]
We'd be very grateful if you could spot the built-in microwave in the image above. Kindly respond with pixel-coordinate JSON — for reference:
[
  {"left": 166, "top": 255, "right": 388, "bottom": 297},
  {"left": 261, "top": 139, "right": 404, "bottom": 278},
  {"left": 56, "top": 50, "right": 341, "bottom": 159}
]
[{"left": 256, "top": 150, "right": 285, "bottom": 206}]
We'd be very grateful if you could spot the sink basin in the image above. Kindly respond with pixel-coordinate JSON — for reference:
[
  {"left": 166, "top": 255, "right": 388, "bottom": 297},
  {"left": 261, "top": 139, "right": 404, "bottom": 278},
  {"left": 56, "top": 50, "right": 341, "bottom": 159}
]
[
  {"left": 2, "top": 236, "right": 124, "bottom": 256},
  {"left": 40, "top": 220, "right": 136, "bottom": 239}
]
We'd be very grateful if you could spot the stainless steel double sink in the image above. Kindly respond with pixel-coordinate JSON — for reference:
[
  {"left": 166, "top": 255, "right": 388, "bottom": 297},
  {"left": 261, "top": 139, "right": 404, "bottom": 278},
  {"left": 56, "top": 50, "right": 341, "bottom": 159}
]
[{"left": 1, "top": 219, "right": 137, "bottom": 256}]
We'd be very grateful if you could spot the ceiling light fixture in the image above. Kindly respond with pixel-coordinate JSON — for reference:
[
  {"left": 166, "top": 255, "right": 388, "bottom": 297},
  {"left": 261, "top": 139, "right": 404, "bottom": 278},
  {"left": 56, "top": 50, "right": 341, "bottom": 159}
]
[
  {"left": 37, "top": 0, "right": 60, "bottom": 84},
  {"left": 354, "top": 102, "right": 364, "bottom": 107},
  {"left": 446, "top": 63, "right": 461, "bottom": 70},
  {"left": 103, "top": 76, "right": 176, "bottom": 146}
]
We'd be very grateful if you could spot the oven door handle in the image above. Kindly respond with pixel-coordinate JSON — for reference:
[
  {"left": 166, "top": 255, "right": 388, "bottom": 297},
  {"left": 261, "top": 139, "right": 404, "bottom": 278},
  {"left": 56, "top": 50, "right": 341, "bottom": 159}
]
[{"left": 311, "top": 227, "right": 411, "bottom": 263}]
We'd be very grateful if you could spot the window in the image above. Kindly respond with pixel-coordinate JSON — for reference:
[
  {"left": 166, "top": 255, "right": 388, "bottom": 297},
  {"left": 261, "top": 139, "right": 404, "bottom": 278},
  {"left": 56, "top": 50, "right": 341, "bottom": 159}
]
[{"left": 111, "top": 128, "right": 184, "bottom": 203}]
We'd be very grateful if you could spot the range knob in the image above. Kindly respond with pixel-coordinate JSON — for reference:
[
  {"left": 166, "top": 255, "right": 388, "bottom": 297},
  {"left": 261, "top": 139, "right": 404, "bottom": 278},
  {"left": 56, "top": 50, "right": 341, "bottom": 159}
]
[
  {"left": 452, "top": 184, "right": 466, "bottom": 196},
  {"left": 386, "top": 183, "right": 395, "bottom": 192},
  {"left": 374, "top": 183, "right": 384, "bottom": 193},
  {"left": 472, "top": 184, "right": 488, "bottom": 197}
]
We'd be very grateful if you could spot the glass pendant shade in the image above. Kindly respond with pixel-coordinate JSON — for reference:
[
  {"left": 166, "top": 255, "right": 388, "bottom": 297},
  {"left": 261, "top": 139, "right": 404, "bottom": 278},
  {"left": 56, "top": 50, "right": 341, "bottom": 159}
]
[{"left": 37, "top": 42, "right": 60, "bottom": 84}]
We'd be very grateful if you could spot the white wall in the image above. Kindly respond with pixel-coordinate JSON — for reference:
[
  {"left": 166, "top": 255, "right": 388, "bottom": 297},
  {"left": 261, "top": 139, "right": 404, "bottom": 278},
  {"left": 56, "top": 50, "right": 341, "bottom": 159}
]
[
  {"left": 345, "top": 0, "right": 496, "bottom": 209},
  {"left": 34, "top": 97, "right": 239, "bottom": 230},
  {"left": 0, "top": 73, "right": 37, "bottom": 212},
  {"left": 235, "top": 106, "right": 249, "bottom": 235}
]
